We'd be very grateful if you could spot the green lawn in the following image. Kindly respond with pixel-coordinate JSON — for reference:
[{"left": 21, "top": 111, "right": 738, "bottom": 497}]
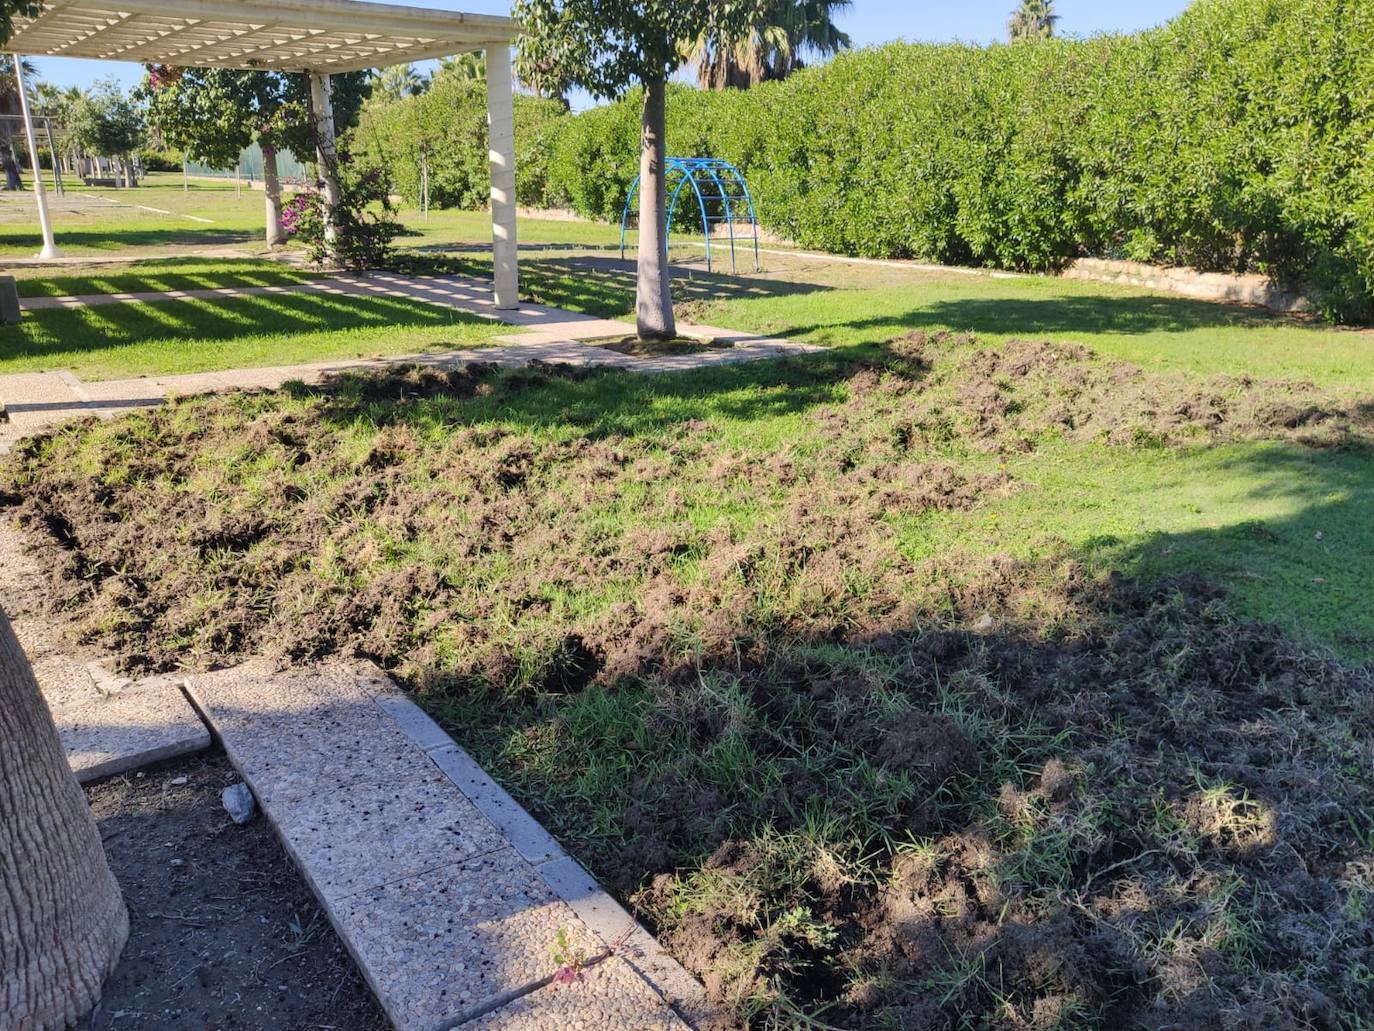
[
  {"left": 8, "top": 258, "right": 323, "bottom": 297},
  {"left": 0, "top": 173, "right": 280, "bottom": 257},
  {"left": 0, "top": 287, "right": 507, "bottom": 380}
]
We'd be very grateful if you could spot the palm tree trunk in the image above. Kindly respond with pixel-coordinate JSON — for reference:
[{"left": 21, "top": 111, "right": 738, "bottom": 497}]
[
  {"left": 262, "top": 146, "right": 286, "bottom": 247},
  {"left": 1, "top": 608, "right": 128, "bottom": 1028},
  {"left": 635, "top": 78, "right": 676, "bottom": 341}
]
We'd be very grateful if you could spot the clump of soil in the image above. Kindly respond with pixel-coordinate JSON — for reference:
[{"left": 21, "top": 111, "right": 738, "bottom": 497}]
[
  {"left": 861, "top": 331, "right": 1373, "bottom": 453},
  {"left": 80, "top": 752, "right": 385, "bottom": 1030}
]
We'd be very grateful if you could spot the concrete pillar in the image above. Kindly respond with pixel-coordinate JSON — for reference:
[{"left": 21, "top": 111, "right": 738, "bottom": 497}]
[
  {"left": 485, "top": 45, "right": 518, "bottom": 310},
  {"left": 308, "top": 71, "right": 342, "bottom": 252},
  {"left": 11, "top": 54, "right": 60, "bottom": 259}
]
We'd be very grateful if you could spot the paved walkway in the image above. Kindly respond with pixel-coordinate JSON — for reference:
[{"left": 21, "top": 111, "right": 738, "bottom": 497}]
[{"left": 1, "top": 271, "right": 821, "bottom": 445}]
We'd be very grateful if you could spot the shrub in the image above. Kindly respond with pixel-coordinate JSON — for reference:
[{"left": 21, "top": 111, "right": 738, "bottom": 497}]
[{"left": 349, "top": 75, "right": 568, "bottom": 211}]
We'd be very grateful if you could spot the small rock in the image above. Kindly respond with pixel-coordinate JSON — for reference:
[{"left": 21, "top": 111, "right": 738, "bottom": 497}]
[
  {"left": 222, "top": 782, "right": 256, "bottom": 824},
  {"left": 170, "top": 776, "right": 188, "bottom": 786},
  {"left": 170, "top": 858, "right": 185, "bottom": 867}
]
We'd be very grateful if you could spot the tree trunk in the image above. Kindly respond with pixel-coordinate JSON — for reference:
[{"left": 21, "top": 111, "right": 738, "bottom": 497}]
[
  {"left": 0, "top": 609, "right": 128, "bottom": 1028},
  {"left": 636, "top": 78, "right": 676, "bottom": 341},
  {"left": 262, "top": 147, "right": 286, "bottom": 247}
]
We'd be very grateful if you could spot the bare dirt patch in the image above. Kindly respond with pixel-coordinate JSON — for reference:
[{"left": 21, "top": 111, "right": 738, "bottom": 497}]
[
  {"left": 589, "top": 334, "right": 733, "bottom": 357},
  {"left": 79, "top": 751, "right": 385, "bottom": 1031}
]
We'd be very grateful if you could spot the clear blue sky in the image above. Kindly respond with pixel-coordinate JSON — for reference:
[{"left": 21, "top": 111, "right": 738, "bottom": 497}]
[{"left": 27, "top": 0, "right": 1193, "bottom": 103}]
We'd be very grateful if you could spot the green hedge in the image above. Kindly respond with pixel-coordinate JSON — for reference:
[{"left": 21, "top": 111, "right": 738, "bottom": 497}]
[
  {"left": 348, "top": 0, "right": 1374, "bottom": 321},
  {"left": 350, "top": 75, "right": 566, "bottom": 211}
]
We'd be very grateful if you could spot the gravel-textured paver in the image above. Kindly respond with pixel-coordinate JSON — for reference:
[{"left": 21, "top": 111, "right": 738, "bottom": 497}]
[
  {"left": 54, "top": 679, "right": 211, "bottom": 782},
  {"left": 184, "top": 660, "right": 712, "bottom": 1029},
  {"left": 467, "top": 957, "right": 691, "bottom": 1031},
  {"left": 334, "top": 848, "right": 604, "bottom": 1029}
]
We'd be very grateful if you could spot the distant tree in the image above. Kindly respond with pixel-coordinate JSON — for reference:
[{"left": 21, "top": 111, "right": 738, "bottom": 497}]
[
  {"left": 437, "top": 52, "right": 486, "bottom": 84},
  {"left": 515, "top": 0, "right": 766, "bottom": 340},
  {"left": 138, "top": 68, "right": 369, "bottom": 245},
  {"left": 1009, "top": 0, "right": 1059, "bottom": 41},
  {"left": 688, "top": 0, "right": 852, "bottom": 90},
  {"left": 67, "top": 78, "right": 144, "bottom": 186},
  {"left": 373, "top": 63, "right": 427, "bottom": 104}
]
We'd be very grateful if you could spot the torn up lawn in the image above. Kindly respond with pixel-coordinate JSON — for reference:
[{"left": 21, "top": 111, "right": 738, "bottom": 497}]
[{"left": 4, "top": 335, "right": 1374, "bottom": 1028}]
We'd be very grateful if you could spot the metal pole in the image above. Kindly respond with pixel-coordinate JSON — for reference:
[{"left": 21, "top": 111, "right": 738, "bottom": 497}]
[{"left": 10, "top": 54, "right": 60, "bottom": 258}]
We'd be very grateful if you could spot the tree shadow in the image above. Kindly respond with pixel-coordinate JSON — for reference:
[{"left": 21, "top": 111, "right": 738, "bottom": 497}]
[
  {"left": 771, "top": 292, "right": 1315, "bottom": 343},
  {"left": 3, "top": 290, "right": 487, "bottom": 367},
  {"left": 0, "top": 227, "right": 257, "bottom": 252}
]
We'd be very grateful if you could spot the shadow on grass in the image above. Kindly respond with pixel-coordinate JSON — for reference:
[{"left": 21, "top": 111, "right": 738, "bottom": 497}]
[
  {"left": 0, "top": 227, "right": 256, "bottom": 252},
  {"left": 394, "top": 253, "right": 825, "bottom": 322},
  {"left": 1, "top": 290, "right": 485, "bottom": 368},
  {"left": 769, "top": 293, "right": 1311, "bottom": 343}
]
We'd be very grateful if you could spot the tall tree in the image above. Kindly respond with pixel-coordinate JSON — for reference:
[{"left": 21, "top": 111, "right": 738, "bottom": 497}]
[
  {"left": 67, "top": 78, "right": 144, "bottom": 187},
  {"left": 1, "top": 611, "right": 130, "bottom": 1028},
  {"left": 437, "top": 52, "right": 486, "bottom": 84},
  {"left": 1008, "top": 0, "right": 1059, "bottom": 42},
  {"left": 689, "top": 0, "right": 852, "bottom": 90},
  {"left": 515, "top": 0, "right": 766, "bottom": 340},
  {"left": 138, "top": 68, "right": 368, "bottom": 246},
  {"left": 372, "top": 63, "right": 427, "bottom": 104}
]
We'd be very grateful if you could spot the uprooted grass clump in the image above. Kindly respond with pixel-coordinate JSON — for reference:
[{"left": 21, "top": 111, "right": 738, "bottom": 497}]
[{"left": 3, "top": 334, "right": 1374, "bottom": 1027}]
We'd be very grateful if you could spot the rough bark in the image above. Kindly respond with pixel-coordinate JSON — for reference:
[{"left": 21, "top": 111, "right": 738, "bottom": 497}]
[
  {"left": 262, "top": 146, "right": 286, "bottom": 247},
  {"left": 635, "top": 78, "right": 676, "bottom": 341},
  {"left": 0, "top": 608, "right": 128, "bottom": 1029}
]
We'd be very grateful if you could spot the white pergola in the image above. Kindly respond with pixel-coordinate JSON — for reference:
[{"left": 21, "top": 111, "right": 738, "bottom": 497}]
[{"left": 7, "top": 0, "right": 521, "bottom": 307}]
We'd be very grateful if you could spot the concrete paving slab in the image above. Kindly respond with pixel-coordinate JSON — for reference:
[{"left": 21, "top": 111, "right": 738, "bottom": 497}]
[
  {"left": 28, "top": 652, "right": 102, "bottom": 713},
  {"left": 269, "top": 765, "right": 507, "bottom": 903},
  {"left": 464, "top": 956, "right": 690, "bottom": 1031},
  {"left": 373, "top": 691, "right": 455, "bottom": 752},
  {"left": 332, "top": 847, "right": 603, "bottom": 1031},
  {"left": 185, "top": 664, "right": 435, "bottom": 806},
  {"left": 536, "top": 856, "right": 718, "bottom": 1028},
  {"left": 56, "top": 679, "right": 211, "bottom": 782}
]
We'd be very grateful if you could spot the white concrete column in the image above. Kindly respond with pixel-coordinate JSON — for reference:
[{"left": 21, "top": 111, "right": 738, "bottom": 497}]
[
  {"left": 11, "top": 54, "right": 60, "bottom": 259},
  {"left": 308, "top": 71, "right": 342, "bottom": 252},
  {"left": 485, "top": 45, "right": 518, "bottom": 310}
]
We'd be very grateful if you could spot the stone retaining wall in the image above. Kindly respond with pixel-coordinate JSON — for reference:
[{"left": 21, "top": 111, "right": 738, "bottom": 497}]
[{"left": 1064, "top": 257, "right": 1311, "bottom": 313}]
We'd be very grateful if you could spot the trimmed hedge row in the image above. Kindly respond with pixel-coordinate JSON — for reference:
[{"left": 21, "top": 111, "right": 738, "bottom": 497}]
[
  {"left": 350, "top": 75, "right": 566, "bottom": 211},
  {"left": 349, "top": 0, "right": 1374, "bottom": 321}
]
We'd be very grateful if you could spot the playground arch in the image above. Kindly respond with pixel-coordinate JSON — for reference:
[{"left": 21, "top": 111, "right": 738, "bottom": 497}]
[{"left": 620, "top": 157, "right": 761, "bottom": 275}]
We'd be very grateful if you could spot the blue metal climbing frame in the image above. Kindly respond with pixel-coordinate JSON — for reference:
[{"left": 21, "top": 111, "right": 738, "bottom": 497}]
[{"left": 620, "top": 157, "right": 761, "bottom": 274}]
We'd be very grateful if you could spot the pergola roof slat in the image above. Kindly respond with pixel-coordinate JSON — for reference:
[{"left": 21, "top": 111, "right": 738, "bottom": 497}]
[{"left": 7, "top": 0, "right": 516, "bottom": 72}]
